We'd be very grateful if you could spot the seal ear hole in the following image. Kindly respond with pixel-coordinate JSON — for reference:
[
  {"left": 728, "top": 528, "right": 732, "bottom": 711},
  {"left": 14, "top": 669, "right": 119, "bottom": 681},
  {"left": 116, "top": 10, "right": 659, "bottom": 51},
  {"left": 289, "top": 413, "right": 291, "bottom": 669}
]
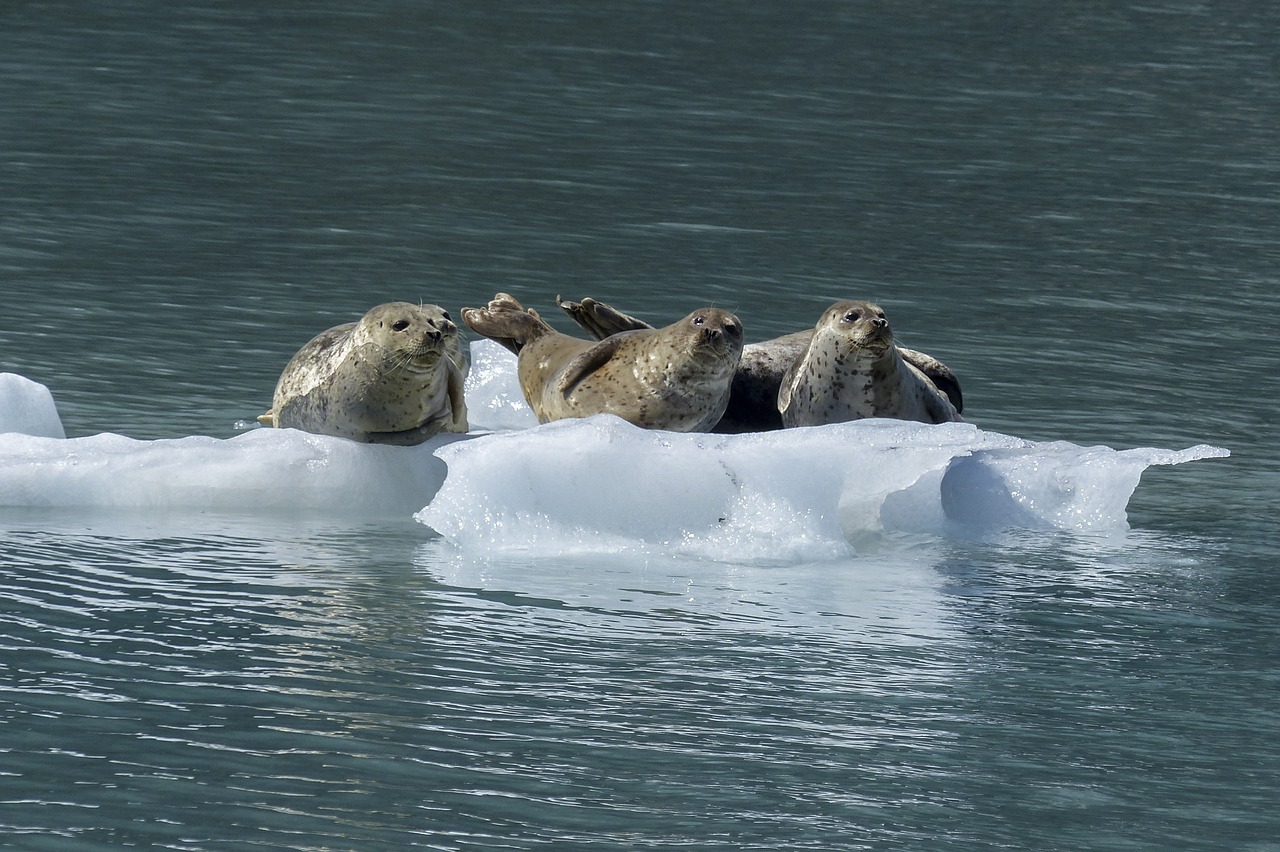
[{"left": 392, "top": 319, "right": 411, "bottom": 332}]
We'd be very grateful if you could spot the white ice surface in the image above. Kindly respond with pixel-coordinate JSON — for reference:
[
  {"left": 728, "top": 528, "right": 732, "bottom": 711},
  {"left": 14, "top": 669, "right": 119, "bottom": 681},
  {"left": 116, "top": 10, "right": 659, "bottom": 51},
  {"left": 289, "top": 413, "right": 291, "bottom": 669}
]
[
  {"left": 0, "top": 342, "right": 1229, "bottom": 552},
  {"left": 0, "top": 373, "right": 66, "bottom": 439},
  {"left": 415, "top": 413, "right": 1227, "bottom": 562}
]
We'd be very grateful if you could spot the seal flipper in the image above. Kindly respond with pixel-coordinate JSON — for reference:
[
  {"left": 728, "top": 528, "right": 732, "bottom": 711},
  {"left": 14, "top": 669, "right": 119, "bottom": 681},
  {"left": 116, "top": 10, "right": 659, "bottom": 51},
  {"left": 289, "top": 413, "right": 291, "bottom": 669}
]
[
  {"left": 898, "top": 346, "right": 963, "bottom": 414},
  {"left": 557, "top": 296, "right": 654, "bottom": 341},
  {"left": 443, "top": 356, "right": 469, "bottom": 433},
  {"left": 364, "top": 415, "right": 452, "bottom": 446},
  {"left": 775, "top": 343, "right": 811, "bottom": 418},
  {"left": 461, "top": 293, "right": 554, "bottom": 356},
  {"left": 555, "top": 330, "right": 643, "bottom": 395}
]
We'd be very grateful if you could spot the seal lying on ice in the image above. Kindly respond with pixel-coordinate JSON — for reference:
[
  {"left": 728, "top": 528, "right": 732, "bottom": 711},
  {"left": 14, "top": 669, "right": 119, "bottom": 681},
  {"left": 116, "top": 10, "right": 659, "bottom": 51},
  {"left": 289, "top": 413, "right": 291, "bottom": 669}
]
[
  {"left": 778, "top": 300, "right": 961, "bottom": 427},
  {"left": 557, "top": 296, "right": 962, "bottom": 431},
  {"left": 260, "top": 302, "right": 467, "bottom": 444},
  {"left": 462, "top": 292, "right": 743, "bottom": 432}
]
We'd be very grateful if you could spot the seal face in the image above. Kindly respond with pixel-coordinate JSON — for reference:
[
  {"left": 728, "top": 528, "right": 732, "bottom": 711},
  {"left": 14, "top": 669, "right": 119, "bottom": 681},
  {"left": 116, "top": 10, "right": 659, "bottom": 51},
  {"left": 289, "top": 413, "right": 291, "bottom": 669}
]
[
  {"left": 557, "top": 296, "right": 963, "bottom": 432},
  {"left": 462, "top": 293, "right": 743, "bottom": 432},
  {"left": 778, "top": 300, "right": 961, "bottom": 427},
  {"left": 263, "top": 302, "right": 468, "bottom": 445}
]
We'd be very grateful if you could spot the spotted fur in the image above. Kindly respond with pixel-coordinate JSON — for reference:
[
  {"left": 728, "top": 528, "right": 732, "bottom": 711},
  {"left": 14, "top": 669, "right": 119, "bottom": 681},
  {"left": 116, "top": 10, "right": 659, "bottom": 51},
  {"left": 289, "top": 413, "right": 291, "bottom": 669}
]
[
  {"left": 262, "top": 302, "right": 468, "bottom": 445},
  {"left": 778, "top": 300, "right": 961, "bottom": 427},
  {"left": 462, "top": 293, "right": 743, "bottom": 432}
]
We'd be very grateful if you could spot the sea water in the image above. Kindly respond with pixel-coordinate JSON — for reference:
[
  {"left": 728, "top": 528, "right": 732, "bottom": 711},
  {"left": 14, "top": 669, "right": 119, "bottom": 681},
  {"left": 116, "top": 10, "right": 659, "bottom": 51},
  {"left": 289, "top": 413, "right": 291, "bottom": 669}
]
[{"left": 2, "top": 1, "right": 1278, "bottom": 849}]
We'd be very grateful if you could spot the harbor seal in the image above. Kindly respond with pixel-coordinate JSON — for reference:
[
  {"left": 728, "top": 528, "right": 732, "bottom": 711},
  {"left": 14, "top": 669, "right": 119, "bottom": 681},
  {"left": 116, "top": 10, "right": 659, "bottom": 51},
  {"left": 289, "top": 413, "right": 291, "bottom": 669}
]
[
  {"left": 260, "top": 302, "right": 468, "bottom": 445},
  {"left": 462, "top": 293, "right": 743, "bottom": 432},
  {"left": 557, "top": 296, "right": 963, "bottom": 432},
  {"left": 778, "top": 300, "right": 961, "bottom": 427}
]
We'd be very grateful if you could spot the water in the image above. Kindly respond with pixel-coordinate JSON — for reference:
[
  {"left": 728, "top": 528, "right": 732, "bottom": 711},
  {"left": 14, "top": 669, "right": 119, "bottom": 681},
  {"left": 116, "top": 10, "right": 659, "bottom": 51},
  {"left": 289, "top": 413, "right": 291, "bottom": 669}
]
[{"left": 2, "top": 0, "right": 1278, "bottom": 849}]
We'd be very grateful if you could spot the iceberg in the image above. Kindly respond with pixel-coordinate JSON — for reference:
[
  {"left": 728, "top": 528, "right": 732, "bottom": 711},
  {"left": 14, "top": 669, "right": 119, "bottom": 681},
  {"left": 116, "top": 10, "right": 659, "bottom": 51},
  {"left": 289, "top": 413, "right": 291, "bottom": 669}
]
[
  {"left": 0, "top": 373, "right": 66, "bottom": 439},
  {"left": 0, "top": 343, "right": 524, "bottom": 517},
  {"left": 0, "top": 428, "right": 457, "bottom": 516},
  {"left": 414, "top": 414, "right": 1228, "bottom": 561},
  {"left": 0, "top": 342, "right": 1229, "bottom": 553}
]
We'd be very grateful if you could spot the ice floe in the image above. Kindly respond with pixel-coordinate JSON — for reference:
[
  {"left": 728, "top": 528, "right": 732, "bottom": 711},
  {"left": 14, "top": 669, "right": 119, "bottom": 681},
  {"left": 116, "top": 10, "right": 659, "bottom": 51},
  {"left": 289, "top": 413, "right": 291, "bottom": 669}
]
[{"left": 0, "top": 342, "right": 1229, "bottom": 554}]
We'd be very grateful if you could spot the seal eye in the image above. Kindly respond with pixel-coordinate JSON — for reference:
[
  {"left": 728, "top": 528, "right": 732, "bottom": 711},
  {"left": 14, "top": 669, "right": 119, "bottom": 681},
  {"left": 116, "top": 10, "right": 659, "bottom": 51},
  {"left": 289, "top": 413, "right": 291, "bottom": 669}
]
[
  {"left": 693, "top": 316, "right": 705, "bottom": 326},
  {"left": 392, "top": 319, "right": 411, "bottom": 332},
  {"left": 843, "top": 310, "right": 860, "bottom": 323},
  {"left": 441, "top": 310, "right": 451, "bottom": 321}
]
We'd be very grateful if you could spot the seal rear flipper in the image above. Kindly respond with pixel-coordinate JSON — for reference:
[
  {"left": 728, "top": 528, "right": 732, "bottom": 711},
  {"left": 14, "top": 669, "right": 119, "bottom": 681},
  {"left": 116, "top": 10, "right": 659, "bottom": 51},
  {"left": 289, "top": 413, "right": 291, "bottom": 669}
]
[
  {"left": 557, "top": 296, "right": 654, "bottom": 340},
  {"left": 555, "top": 332, "right": 639, "bottom": 395},
  {"left": 461, "top": 293, "right": 553, "bottom": 356},
  {"left": 257, "top": 409, "right": 276, "bottom": 427}
]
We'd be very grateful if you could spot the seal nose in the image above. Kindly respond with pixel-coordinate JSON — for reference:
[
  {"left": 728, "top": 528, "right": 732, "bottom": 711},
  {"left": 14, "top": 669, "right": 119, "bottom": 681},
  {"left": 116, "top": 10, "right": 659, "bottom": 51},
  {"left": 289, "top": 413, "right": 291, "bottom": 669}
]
[{"left": 872, "top": 317, "right": 889, "bottom": 329}]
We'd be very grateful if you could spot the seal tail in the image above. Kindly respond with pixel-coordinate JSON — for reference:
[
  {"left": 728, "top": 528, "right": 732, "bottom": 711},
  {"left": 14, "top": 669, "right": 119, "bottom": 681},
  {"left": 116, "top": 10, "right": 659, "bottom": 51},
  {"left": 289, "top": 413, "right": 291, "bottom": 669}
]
[{"left": 461, "top": 293, "right": 554, "bottom": 356}]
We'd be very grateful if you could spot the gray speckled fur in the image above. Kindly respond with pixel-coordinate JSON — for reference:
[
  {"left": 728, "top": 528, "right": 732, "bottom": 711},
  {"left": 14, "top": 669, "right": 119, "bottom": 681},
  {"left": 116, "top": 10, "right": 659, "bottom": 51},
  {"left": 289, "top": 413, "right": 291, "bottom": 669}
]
[
  {"left": 463, "top": 293, "right": 743, "bottom": 432},
  {"left": 778, "top": 300, "right": 961, "bottom": 427},
  {"left": 557, "top": 297, "right": 963, "bottom": 432},
  {"left": 265, "top": 302, "right": 468, "bottom": 445}
]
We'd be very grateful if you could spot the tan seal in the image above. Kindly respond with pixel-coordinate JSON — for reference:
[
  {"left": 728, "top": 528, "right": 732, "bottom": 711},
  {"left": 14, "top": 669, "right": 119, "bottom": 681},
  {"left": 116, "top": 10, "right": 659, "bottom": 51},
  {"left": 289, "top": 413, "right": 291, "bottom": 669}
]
[
  {"left": 462, "top": 293, "right": 743, "bottom": 432},
  {"left": 778, "top": 300, "right": 961, "bottom": 427},
  {"left": 259, "top": 302, "right": 468, "bottom": 445},
  {"left": 558, "top": 296, "right": 963, "bottom": 432}
]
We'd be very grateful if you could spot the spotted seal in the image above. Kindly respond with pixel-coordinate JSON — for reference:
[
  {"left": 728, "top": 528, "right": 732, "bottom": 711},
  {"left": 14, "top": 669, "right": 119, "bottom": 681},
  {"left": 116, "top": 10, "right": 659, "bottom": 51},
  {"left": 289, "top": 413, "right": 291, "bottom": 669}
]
[
  {"left": 462, "top": 293, "right": 743, "bottom": 432},
  {"left": 778, "top": 300, "right": 961, "bottom": 426},
  {"left": 557, "top": 296, "right": 962, "bottom": 432},
  {"left": 259, "top": 302, "right": 468, "bottom": 445}
]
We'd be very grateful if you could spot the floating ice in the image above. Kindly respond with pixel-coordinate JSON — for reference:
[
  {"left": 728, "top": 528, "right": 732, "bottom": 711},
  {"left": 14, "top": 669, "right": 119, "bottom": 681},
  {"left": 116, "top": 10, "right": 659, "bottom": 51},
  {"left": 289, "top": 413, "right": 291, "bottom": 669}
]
[
  {"left": 0, "top": 348, "right": 1229, "bottom": 549},
  {"left": 0, "top": 370, "right": 467, "bottom": 517},
  {"left": 417, "top": 413, "right": 1229, "bottom": 562},
  {"left": 464, "top": 338, "right": 539, "bottom": 432},
  {"left": 0, "top": 373, "right": 66, "bottom": 439},
  {"left": 0, "top": 428, "right": 459, "bottom": 516}
]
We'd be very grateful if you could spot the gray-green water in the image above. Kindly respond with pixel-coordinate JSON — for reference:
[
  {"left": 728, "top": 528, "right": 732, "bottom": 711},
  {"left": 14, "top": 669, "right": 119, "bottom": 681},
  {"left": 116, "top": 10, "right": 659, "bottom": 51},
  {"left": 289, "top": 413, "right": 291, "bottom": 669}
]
[{"left": 2, "top": 1, "right": 1277, "bottom": 849}]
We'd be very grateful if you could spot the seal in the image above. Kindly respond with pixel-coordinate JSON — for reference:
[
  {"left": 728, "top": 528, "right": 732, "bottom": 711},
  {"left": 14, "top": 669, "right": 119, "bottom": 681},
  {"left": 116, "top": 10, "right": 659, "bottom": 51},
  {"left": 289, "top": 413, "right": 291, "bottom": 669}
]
[
  {"left": 462, "top": 293, "right": 743, "bottom": 432},
  {"left": 259, "top": 302, "right": 468, "bottom": 445},
  {"left": 778, "top": 300, "right": 961, "bottom": 427},
  {"left": 557, "top": 296, "right": 963, "bottom": 432}
]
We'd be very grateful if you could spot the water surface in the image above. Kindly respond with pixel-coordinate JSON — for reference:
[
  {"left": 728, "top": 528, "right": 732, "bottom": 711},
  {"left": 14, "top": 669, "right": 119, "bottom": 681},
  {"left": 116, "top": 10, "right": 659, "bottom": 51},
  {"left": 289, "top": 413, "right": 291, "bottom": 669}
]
[{"left": 2, "top": 1, "right": 1277, "bottom": 849}]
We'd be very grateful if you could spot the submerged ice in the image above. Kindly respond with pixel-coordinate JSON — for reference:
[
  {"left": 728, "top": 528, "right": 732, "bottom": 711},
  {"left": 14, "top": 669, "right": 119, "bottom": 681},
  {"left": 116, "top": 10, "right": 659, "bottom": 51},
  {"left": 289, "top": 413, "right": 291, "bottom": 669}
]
[{"left": 0, "top": 343, "right": 1228, "bottom": 554}]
